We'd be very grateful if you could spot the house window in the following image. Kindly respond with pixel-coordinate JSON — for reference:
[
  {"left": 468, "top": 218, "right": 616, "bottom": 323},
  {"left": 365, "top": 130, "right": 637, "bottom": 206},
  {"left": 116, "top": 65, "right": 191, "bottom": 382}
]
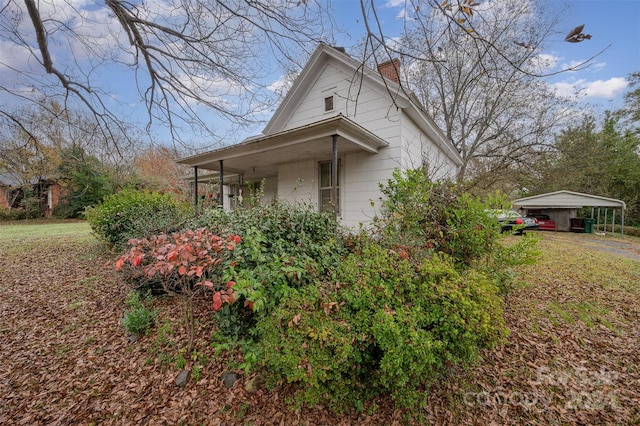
[
  {"left": 324, "top": 95, "right": 334, "bottom": 112},
  {"left": 319, "top": 160, "right": 340, "bottom": 213}
]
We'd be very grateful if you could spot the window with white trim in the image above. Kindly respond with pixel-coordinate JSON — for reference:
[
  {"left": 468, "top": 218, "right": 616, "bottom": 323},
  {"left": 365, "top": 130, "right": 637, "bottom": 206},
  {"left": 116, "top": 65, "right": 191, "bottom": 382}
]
[{"left": 319, "top": 160, "right": 340, "bottom": 213}]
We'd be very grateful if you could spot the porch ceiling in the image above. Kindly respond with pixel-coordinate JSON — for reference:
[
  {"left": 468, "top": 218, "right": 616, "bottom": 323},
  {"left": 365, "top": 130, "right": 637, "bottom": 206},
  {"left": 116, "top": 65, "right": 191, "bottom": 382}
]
[{"left": 177, "top": 115, "right": 388, "bottom": 180}]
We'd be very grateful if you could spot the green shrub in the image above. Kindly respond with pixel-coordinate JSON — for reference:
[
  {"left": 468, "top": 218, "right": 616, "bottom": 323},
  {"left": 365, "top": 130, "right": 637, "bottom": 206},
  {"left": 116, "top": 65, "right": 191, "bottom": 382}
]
[
  {"left": 259, "top": 241, "right": 508, "bottom": 412},
  {"left": 373, "top": 169, "right": 538, "bottom": 293},
  {"left": 484, "top": 235, "right": 540, "bottom": 294},
  {"left": 0, "top": 207, "right": 21, "bottom": 221},
  {"left": 85, "top": 188, "right": 191, "bottom": 248},
  {"left": 374, "top": 169, "right": 500, "bottom": 267},
  {"left": 189, "top": 200, "right": 347, "bottom": 339},
  {"left": 122, "top": 290, "right": 157, "bottom": 335},
  {"left": 610, "top": 224, "right": 640, "bottom": 237},
  {"left": 258, "top": 286, "right": 365, "bottom": 412},
  {"left": 255, "top": 169, "right": 538, "bottom": 414}
]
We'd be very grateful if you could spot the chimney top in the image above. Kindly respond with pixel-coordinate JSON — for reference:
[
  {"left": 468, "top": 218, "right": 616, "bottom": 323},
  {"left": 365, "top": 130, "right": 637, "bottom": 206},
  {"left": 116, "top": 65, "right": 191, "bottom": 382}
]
[{"left": 377, "top": 58, "right": 401, "bottom": 84}]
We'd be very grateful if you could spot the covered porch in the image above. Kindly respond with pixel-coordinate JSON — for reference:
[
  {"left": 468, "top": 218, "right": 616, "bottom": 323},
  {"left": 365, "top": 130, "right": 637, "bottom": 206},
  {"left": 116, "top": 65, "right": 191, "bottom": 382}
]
[{"left": 177, "top": 115, "right": 388, "bottom": 217}]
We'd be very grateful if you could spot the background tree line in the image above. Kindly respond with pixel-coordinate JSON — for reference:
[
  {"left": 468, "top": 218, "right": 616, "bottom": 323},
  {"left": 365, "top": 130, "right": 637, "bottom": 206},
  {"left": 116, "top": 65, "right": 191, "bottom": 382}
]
[
  {"left": 1, "top": 1, "right": 639, "bottom": 224},
  {"left": 0, "top": 102, "right": 187, "bottom": 218}
]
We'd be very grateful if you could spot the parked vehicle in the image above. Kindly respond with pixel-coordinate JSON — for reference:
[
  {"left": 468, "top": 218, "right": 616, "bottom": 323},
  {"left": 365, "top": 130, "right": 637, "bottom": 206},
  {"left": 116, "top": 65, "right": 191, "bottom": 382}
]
[
  {"left": 487, "top": 210, "right": 539, "bottom": 235},
  {"left": 526, "top": 214, "right": 556, "bottom": 231}
]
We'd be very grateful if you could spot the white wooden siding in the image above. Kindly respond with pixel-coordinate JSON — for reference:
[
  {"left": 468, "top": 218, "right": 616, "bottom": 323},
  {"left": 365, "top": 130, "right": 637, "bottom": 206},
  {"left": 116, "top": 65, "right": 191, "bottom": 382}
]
[
  {"left": 254, "top": 176, "right": 277, "bottom": 203},
  {"left": 270, "top": 53, "right": 458, "bottom": 227},
  {"left": 277, "top": 160, "right": 317, "bottom": 206},
  {"left": 284, "top": 63, "right": 403, "bottom": 145},
  {"left": 341, "top": 149, "right": 399, "bottom": 228},
  {"left": 276, "top": 61, "right": 409, "bottom": 228},
  {"left": 399, "top": 113, "right": 459, "bottom": 180}
]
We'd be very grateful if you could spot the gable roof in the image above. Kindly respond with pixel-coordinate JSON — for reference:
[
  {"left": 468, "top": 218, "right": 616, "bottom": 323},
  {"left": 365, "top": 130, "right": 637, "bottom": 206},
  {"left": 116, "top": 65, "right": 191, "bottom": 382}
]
[
  {"left": 513, "top": 190, "right": 626, "bottom": 209},
  {"left": 264, "top": 43, "right": 462, "bottom": 166}
]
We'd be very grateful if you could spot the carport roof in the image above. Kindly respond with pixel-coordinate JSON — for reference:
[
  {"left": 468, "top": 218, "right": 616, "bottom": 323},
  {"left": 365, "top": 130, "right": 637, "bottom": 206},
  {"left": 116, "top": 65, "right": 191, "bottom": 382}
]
[{"left": 513, "top": 190, "right": 626, "bottom": 209}]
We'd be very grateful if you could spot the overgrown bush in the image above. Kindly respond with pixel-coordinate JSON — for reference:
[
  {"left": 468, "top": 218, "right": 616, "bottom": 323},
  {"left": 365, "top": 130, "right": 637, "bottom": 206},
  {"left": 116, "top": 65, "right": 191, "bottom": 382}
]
[
  {"left": 110, "top": 169, "right": 537, "bottom": 416},
  {"left": 374, "top": 168, "right": 500, "bottom": 266},
  {"left": 259, "top": 242, "right": 508, "bottom": 412},
  {"left": 189, "top": 199, "right": 347, "bottom": 340},
  {"left": 611, "top": 224, "right": 640, "bottom": 238},
  {"left": 255, "top": 169, "right": 535, "bottom": 413},
  {"left": 85, "top": 188, "right": 191, "bottom": 248}
]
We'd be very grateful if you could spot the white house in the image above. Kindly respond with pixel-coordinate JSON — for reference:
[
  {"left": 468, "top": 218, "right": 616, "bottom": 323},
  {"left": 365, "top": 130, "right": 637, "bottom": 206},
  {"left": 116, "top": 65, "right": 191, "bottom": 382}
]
[{"left": 178, "top": 43, "right": 462, "bottom": 228}]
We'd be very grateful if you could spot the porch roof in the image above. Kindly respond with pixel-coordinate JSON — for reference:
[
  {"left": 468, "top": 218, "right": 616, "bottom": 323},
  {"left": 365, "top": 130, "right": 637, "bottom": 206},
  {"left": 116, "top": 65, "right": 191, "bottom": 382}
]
[{"left": 177, "top": 114, "right": 388, "bottom": 180}]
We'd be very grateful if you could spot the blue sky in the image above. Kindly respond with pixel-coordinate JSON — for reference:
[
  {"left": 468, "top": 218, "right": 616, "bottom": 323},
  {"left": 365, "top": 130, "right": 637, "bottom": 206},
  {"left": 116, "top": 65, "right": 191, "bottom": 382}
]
[
  {"left": 1, "top": 0, "right": 638, "bottom": 147},
  {"left": 327, "top": 0, "right": 640, "bottom": 112}
]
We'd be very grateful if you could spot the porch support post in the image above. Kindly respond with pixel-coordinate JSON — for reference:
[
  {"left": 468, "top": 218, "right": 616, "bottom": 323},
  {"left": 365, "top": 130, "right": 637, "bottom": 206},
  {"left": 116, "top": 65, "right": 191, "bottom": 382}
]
[
  {"left": 193, "top": 166, "right": 199, "bottom": 207},
  {"left": 331, "top": 134, "right": 338, "bottom": 219},
  {"left": 219, "top": 160, "right": 224, "bottom": 208}
]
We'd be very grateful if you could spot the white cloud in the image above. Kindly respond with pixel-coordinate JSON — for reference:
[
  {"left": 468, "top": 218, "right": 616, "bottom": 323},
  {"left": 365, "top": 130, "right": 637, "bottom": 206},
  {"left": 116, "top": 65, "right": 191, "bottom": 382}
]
[
  {"left": 395, "top": 7, "right": 408, "bottom": 19},
  {"left": 549, "top": 77, "right": 628, "bottom": 100},
  {"left": 583, "top": 77, "right": 628, "bottom": 98},
  {"left": 384, "top": 0, "right": 406, "bottom": 7},
  {"left": 527, "top": 53, "right": 560, "bottom": 73},
  {"left": 560, "top": 59, "right": 607, "bottom": 73},
  {"left": 0, "top": 41, "right": 32, "bottom": 73},
  {"left": 267, "top": 73, "right": 294, "bottom": 97}
]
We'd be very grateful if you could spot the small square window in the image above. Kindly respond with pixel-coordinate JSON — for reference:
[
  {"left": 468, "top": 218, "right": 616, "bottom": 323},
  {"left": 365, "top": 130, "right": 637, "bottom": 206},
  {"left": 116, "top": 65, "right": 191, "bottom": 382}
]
[{"left": 324, "top": 95, "right": 334, "bottom": 112}]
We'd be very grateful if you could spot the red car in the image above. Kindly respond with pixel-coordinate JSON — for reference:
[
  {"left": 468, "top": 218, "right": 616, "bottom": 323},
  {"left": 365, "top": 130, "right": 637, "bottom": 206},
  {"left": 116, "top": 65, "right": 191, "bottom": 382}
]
[{"left": 527, "top": 214, "right": 556, "bottom": 231}]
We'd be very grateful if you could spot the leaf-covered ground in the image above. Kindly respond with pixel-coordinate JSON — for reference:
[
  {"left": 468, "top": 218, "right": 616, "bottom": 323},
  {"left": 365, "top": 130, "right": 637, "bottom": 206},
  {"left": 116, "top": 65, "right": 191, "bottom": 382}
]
[{"left": 0, "top": 222, "right": 638, "bottom": 425}]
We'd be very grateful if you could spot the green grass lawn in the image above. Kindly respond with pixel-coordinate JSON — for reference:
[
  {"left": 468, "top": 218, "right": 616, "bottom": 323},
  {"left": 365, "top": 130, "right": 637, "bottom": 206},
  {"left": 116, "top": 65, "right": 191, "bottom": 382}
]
[{"left": 0, "top": 220, "right": 92, "bottom": 239}]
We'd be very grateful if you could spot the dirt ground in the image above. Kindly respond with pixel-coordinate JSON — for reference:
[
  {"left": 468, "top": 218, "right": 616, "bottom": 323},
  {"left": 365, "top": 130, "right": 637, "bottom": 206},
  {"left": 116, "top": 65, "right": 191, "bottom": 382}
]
[{"left": 0, "top": 226, "right": 638, "bottom": 425}]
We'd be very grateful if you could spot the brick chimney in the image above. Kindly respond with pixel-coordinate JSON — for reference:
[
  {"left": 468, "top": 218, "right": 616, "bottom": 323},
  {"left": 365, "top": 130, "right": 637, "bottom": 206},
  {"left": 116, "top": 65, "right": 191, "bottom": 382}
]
[{"left": 377, "top": 58, "right": 401, "bottom": 84}]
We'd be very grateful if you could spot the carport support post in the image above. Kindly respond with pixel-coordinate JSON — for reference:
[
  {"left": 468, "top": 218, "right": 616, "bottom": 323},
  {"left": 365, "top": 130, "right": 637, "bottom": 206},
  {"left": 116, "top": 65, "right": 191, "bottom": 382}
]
[
  {"left": 219, "top": 160, "right": 224, "bottom": 208},
  {"left": 604, "top": 209, "right": 608, "bottom": 234},
  {"left": 331, "top": 134, "right": 338, "bottom": 219},
  {"left": 612, "top": 209, "right": 616, "bottom": 235},
  {"left": 193, "top": 166, "right": 199, "bottom": 207},
  {"left": 621, "top": 208, "right": 625, "bottom": 235}
]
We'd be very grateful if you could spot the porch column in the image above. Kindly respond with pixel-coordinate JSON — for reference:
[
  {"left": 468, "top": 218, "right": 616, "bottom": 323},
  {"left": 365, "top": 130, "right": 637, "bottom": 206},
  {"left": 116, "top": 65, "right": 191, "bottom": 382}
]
[
  {"left": 193, "top": 166, "right": 199, "bottom": 207},
  {"left": 219, "top": 160, "right": 224, "bottom": 208},
  {"left": 332, "top": 134, "right": 338, "bottom": 219}
]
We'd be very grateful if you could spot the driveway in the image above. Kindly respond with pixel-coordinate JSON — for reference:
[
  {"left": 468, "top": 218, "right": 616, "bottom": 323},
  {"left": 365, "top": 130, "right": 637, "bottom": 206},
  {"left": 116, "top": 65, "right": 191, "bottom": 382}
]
[{"left": 535, "top": 231, "right": 640, "bottom": 262}]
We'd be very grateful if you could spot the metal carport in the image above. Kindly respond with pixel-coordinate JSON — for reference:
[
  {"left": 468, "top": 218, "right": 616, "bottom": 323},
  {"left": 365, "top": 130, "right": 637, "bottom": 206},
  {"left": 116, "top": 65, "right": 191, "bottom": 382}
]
[{"left": 512, "top": 190, "right": 626, "bottom": 235}]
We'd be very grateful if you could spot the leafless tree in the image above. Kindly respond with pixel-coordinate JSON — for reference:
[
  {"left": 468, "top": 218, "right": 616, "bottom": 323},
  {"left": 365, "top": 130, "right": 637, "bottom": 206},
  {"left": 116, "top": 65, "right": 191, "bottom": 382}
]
[
  {"left": 353, "top": 0, "right": 605, "bottom": 185},
  {"left": 1, "top": 0, "right": 335, "bottom": 153}
]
